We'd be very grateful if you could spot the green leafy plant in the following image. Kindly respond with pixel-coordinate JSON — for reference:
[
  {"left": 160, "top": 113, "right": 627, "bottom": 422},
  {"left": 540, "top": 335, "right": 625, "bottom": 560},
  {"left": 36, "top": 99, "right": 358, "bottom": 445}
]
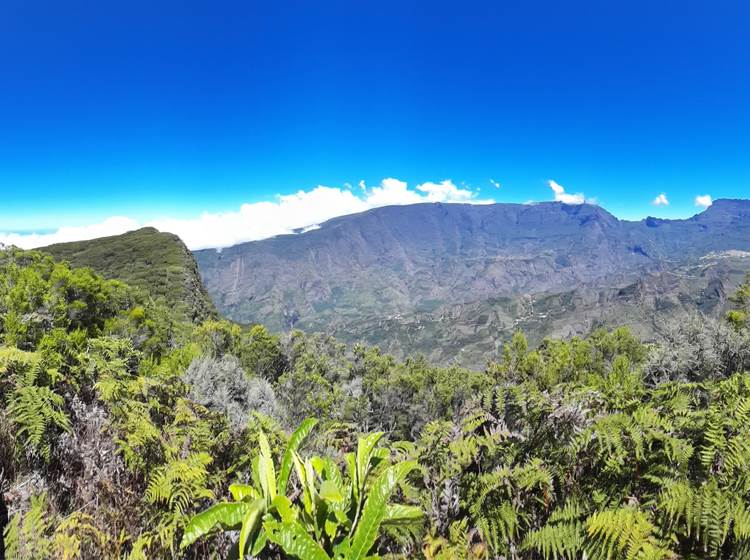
[
  {"left": 181, "top": 421, "right": 423, "bottom": 560},
  {"left": 181, "top": 417, "right": 318, "bottom": 558},
  {"left": 264, "top": 430, "right": 422, "bottom": 559},
  {"left": 3, "top": 493, "right": 54, "bottom": 559}
]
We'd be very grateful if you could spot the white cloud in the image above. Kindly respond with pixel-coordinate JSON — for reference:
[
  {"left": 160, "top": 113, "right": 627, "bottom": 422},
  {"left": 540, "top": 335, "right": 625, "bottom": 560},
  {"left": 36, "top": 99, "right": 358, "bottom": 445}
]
[
  {"left": 0, "top": 217, "right": 140, "bottom": 248},
  {"left": 490, "top": 179, "right": 501, "bottom": 189},
  {"left": 150, "top": 186, "right": 371, "bottom": 249},
  {"left": 366, "top": 178, "right": 423, "bottom": 206},
  {"left": 652, "top": 193, "right": 669, "bottom": 206},
  {"left": 548, "top": 180, "right": 585, "bottom": 204},
  {"left": 416, "top": 179, "right": 477, "bottom": 203},
  {"left": 1, "top": 177, "right": 493, "bottom": 251},
  {"left": 695, "top": 194, "right": 713, "bottom": 208}
]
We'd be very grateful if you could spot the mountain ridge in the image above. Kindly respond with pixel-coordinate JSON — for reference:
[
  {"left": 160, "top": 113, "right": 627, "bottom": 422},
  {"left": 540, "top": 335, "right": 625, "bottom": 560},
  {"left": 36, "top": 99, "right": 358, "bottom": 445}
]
[
  {"left": 42, "top": 227, "right": 216, "bottom": 322},
  {"left": 194, "top": 199, "right": 750, "bottom": 366}
]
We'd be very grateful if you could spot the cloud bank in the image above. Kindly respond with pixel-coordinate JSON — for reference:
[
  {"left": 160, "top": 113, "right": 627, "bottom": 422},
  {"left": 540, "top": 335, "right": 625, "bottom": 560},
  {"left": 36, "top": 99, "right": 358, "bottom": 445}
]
[
  {"left": 0, "top": 217, "right": 141, "bottom": 249},
  {"left": 1, "top": 178, "right": 492, "bottom": 251}
]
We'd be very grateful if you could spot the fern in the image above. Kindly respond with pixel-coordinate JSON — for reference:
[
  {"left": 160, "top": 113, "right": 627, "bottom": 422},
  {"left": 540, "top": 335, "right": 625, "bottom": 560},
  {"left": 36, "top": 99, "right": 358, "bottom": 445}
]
[
  {"left": 7, "top": 383, "right": 70, "bottom": 461},
  {"left": 586, "top": 507, "right": 671, "bottom": 560},
  {"left": 112, "top": 400, "right": 162, "bottom": 472},
  {"left": 470, "top": 468, "right": 521, "bottom": 555},
  {"left": 146, "top": 451, "right": 214, "bottom": 511},
  {"left": 698, "top": 379, "right": 750, "bottom": 490},
  {"left": 3, "top": 493, "right": 54, "bottom": 559},
  {"left": 523, "top": 499, "right": 587, "bottom": 560},
  {"left": 1, "top": 345, "right": 70, "bottom": 461},
  {"left": 51, "top": 511, "right": 114, "bottom": 560},
  {"left": 658, "top": 479, "right": 747, "bottom": 555},
  {"left": 524, "top": 520, "right": 585, "bottom": 560},
  {"left": 145, "top": 451, "right": 215, "bottom": 552}
]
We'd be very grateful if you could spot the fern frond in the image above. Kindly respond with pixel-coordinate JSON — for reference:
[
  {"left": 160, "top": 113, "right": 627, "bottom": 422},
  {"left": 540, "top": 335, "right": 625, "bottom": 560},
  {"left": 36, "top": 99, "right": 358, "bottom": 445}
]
[
  {"left": 145, "top": 451, "right": 214, "bottom": 515},
  {"left": 524, "top": 519, "right": 585, "bottom": 560},
  {"left": 7, "top": 384, "right": 70, "bottom": 460},
  {"left": 3, "top": 493, "right": 54, "bottom": 559},
  {"left": 586, "top": 507, "right": 671, "bottom": 560},
  {"left": 658, "top": 479, "right": 740, "bottom": 555}
]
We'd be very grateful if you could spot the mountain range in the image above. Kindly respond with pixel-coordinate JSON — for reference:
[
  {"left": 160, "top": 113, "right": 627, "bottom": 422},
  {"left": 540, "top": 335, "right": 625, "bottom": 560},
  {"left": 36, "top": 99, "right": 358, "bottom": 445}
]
[{"left": 193, "top": 199, "right": 750, "bottom": 367}]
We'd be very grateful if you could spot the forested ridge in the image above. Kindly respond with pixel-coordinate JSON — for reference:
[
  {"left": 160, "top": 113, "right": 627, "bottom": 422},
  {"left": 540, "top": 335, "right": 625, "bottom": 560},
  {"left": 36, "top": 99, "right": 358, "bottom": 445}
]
[
  {"left": 2, "top": 246, "right": 750, "bottom": 559},
  {"left": 42, "top": 227, "right": 216, "bottom": 324}
]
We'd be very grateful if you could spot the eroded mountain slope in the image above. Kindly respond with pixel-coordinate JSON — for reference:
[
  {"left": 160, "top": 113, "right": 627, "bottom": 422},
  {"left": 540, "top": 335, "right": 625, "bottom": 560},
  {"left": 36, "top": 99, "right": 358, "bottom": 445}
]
[{"left": 194, "top": 200, "right": 750, "bottom": 366}]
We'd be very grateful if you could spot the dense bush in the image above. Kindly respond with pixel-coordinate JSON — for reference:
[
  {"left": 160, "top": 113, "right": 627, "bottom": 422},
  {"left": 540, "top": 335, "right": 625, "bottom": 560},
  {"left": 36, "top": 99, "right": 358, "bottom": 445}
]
[
  {"left": 1, "top": 247, "right": 750, "bottom": 559},
  {"left": 183, "top": 355, "right": 285, "bottom": 431},
  {"left": 645, "top": 315, "right": 750, "bottom": 383}
]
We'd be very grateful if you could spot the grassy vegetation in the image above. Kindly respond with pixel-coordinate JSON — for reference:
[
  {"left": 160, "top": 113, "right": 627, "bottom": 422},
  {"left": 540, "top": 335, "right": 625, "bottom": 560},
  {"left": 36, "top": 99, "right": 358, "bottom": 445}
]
[{"left": 42, "top": 227, "right": 216, "bottom": 323}]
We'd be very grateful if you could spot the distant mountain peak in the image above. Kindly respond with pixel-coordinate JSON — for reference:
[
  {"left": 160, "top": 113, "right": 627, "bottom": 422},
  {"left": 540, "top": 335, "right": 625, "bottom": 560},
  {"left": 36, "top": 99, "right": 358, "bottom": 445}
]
[
  {"left": 554, "top": 202, "right": 618, "bottom": 224},
  {"left": 706, "top": 198, "right": 750, "bottom": 212},
  {"left": 695, "top": 198, "right": 750, "bottom": 222},
  {"left": 133, "top": 226, "right": 161, "bottom": 235}
]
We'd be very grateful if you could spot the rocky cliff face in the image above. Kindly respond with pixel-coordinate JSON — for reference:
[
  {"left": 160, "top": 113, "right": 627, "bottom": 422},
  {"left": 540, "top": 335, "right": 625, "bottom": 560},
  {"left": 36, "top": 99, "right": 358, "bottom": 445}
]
[{"left": 194, "top": 200, "right": 750, "bottom": 367}]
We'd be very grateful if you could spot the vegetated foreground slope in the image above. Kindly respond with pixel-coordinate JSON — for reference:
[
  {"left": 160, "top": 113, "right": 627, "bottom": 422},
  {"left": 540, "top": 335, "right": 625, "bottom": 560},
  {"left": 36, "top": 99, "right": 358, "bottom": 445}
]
[
  {"left": 195, "top": 199, "right": 750, "bottom": 367},
  {"left": 3, "top": 245, "right": 750, "bottom": 559},
  {"left": 43, "top": 227, "right": 216, "bottom": 323}
]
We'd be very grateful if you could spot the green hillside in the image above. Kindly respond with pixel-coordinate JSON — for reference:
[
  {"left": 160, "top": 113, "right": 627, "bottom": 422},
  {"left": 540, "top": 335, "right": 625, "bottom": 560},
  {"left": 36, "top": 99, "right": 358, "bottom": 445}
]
[{"left": 42, "top": 227, "right": 215, "bottom": 322}]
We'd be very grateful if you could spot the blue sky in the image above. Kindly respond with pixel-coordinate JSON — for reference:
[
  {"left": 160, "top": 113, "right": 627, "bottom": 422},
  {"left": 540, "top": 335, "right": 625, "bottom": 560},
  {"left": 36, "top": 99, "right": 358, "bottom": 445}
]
[{"left": 1, "top": 0, "right": 749, "bottom": 247}]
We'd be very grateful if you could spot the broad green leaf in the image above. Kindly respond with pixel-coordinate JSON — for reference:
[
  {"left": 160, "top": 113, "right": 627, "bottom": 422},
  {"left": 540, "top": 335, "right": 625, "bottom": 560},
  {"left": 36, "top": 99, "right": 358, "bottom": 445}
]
[
  {"left": 278, "top": 417, "right": 318, "bottom": 495},
  {"left": 238, "top": 499, "right": 266, "bottom": 560},
  {"left": 333, "top": 536, "right": 351, "bottom": 558},
  {"left": 229, "top": 483, "right": 256, "bottom": 501},
  {"left": 325, "top": 517, "right": 339, "bottom": 541},
  {"left": 372, "top": 447, "right": 389, "bottom": 462},
  {"left": 257, "top": 431, "right": 277, "bottom": 503},
  {"left": 355, "top": 433, "right": 384, "bottom": 494},
  {"left": 323, "top": 457, "right": 345, "bottom": 491},
  {"left": 272, "top": 495, "right": 298, "bottom": 523},
  {"left": 180, "top": 502, "right": 249, "bottom": 548},
  {"left": 345, "top": 452, "right": 357, "bottom": 500},
  {"left": 303, "top": 457, "right": 320, "bottom": 518},
  {"left": 382, "top": 504, "right": 423, "bottom": 526},
  {"left": 350, "top": 461, "right": 419, "bottom": 560},
  {"left": 266, "top": 521, "right": 332, "bottom": 560},
  {"left": 251, "top": 528, "right": 268, "bottom": 556},
  {"left": 320, "top": 480, "right": 344, "bottom": 503},
  {"left": 251, "top": 456, "right": 262, "bottom": 495},
  {"left": 293, "top": 451, "right": 315, "bottom": 515},
  {"left": 311, "top": 455, "right": 327, "bottom": 476},
  {"left": 333, "top": 507, "right": 350, "bottom": 526},
  {"left": 324, "top": 459, "right": 351, "bottom": 516}
]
